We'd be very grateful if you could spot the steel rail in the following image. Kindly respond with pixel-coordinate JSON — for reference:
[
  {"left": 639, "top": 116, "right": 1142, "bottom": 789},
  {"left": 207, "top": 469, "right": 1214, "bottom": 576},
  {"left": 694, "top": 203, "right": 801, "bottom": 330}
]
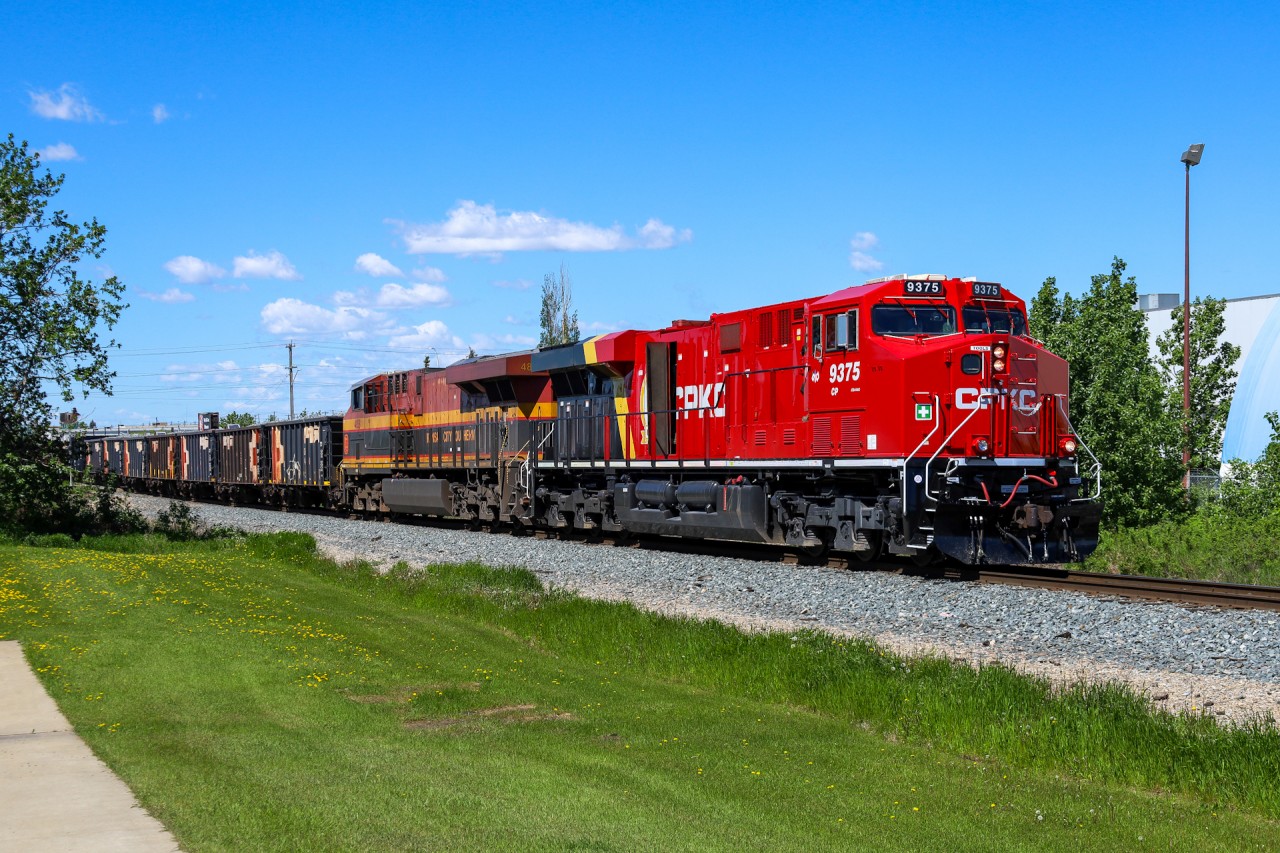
[{"left": 969, "top": 568, "right": 1280, "bottom": 612}]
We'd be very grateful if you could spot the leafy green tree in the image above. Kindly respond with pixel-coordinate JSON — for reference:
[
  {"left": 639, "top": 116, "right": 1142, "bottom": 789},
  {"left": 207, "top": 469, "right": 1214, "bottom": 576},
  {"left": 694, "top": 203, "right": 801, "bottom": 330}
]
[
  {"left": 467, "top": 346, "right": 478, "bottom": 359},
  {"left": 0, "top": 134, "right": 126, "bottom": 532},
  {"left": 1031, "top": 258, "right": 1184, "bottom": 527},
  {"left": 222, "top": 411, "right": 256, "bottom": 427},
  {"left": 422, "top": 354, "right": 431, "bottom": 369},
  {"left": 1154, "top": 296, "right": 1240, "bottom": 472},
  {"left": 538, "top": 263, "right": 580, "bottom": 347}
]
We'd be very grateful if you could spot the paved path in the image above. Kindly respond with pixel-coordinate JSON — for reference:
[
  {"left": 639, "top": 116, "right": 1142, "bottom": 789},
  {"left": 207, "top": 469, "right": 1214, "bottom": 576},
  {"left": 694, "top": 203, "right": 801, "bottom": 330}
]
[{"left": 0, "top": 641, "right": 180, "bottom": 852}]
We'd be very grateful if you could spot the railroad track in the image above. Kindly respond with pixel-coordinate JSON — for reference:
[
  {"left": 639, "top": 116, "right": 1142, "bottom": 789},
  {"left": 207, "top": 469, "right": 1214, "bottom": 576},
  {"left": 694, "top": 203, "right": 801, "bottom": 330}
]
[{"left": 964, "top": 567, "right": 1280, "bottom": 612}]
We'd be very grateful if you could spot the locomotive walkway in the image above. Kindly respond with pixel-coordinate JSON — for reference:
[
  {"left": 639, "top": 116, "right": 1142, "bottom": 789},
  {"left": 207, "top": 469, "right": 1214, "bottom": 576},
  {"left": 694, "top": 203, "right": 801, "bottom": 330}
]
[{"left": 0, "top": 641, "right": 179, "bottom": 852}]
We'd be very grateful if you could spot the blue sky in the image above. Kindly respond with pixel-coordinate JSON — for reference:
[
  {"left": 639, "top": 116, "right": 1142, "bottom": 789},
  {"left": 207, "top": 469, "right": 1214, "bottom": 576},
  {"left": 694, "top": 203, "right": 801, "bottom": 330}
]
[{"left": 5, "top": 1, "right": 1278, "bottom": 425}]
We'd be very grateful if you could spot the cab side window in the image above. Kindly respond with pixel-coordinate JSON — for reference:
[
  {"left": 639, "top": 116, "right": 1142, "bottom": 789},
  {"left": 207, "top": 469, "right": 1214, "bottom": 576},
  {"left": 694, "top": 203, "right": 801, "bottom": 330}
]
[{"left": 824, "top": 311, "right": 858, "bottom": 351}]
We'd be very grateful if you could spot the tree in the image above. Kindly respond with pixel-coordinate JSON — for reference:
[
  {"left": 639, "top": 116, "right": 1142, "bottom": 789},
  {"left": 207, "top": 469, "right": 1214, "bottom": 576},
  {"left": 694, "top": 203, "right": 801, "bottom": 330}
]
[
  {"left": 1, "top": 136, "right": 124, "bottom": 427},
  {"left": 422, "top": 354, "right": 431, "bottom": 369},
  {"left": 1031, "top": 258, "right": 1184, "bottom": 528},
  {"left": 538, "top": 263, "right": 580, "bottom": 347},
  {"left": 467, "top": 346, "right": 478, "bottom": 359},
  {"left": 1154, "top": 296, "right": 1240, "bottom": 472},
  {"left": 0, "top": 135, "right": 126, "bottom": 532},
  {"left": 222, "top": 411, "right": 257, "bottom": 427}
]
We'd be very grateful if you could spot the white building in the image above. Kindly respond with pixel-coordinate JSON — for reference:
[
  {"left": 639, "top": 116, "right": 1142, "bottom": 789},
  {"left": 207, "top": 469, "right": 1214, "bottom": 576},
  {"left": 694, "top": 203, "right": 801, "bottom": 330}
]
[{"left": 1142, "top": 293, "right": 1280, "bottom": 463}]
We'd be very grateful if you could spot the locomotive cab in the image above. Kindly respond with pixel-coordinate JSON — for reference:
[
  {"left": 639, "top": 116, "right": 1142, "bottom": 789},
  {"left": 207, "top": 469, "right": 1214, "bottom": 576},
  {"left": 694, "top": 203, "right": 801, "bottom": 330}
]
[{"left": 806, "top": 274, "right": 1099, "bottom": 564}]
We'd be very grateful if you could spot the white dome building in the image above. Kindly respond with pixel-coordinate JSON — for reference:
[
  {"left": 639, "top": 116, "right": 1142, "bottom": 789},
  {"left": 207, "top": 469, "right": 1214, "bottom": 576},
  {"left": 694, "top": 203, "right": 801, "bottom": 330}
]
[{"left": 1142, "top": 293, "right": 1280, "bottom": 464}]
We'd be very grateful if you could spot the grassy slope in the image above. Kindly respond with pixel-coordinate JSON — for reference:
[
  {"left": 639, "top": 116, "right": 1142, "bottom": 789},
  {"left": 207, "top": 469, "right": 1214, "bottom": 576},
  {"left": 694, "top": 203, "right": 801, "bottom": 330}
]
[{"left": 1, "top": 533, "right": 1277, "bottom": 851}]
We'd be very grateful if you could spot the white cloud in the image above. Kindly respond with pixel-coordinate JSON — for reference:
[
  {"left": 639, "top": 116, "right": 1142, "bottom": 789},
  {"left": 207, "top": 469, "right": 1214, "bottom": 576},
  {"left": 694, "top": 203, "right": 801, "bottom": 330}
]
[
  {"left": 137, "top": 287, "right": 195, "bottom": 304},
  {"left": 354, "top": 252, "right": 403, "bottom": 277},
  {"left": 469, "top": 332, "right": 538, "bottom": 352},
  {"left": 397, "top": 201, "right": 692, "bottom": 255},
  {"left": 160, "top": 359, "right": 242, "bottom": 384},
  {"left": 234, "top": 250, "right": 301, "bottom": 280},
  {"left": 411, "top": 266, "right": 447, "bottom": 282},
  {"left": 28, "top": 84, "right": 103, "bottom": 122},
  {"left": 152, "top": 104, "right": 170, "bottom": 123},
  {"left": 375, "top": 282, "right": 452, "bottom": 308},
  {"left": 492, "top": 278, "right": 533, "bottom": 290},
  {"left": 36, "top": 142, "right": 80, "bottom": 162},
  {"left": 387, "top": 320, "right": 466, "bottom": 351},
  {"left": 637, "top": 218, "right": 693, "bottom": 249},
  {"left": 332, "top": 289, "right": 364, "bottom": 307},
  {"left": 260, "top": 297, "right": 388, "bottom": 338},
  {"left": 164, "top": 255, "right": 226, "bottom": 284},
  {"left": 849, "top": 231, "right": 884, "bottom": 272}
]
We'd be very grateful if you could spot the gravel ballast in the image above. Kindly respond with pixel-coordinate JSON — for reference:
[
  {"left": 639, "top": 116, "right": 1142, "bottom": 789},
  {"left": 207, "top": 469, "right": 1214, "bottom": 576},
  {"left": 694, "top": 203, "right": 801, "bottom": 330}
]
[{"left": 127, "top": 494, "right": 1280, "bottom": 725}]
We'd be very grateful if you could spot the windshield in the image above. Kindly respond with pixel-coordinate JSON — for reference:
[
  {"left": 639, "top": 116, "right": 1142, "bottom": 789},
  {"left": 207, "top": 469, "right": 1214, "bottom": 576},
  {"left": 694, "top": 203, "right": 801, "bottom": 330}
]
[
  {"left": 871, "top": 304, "right": 957, "bottom": 337},
  {"left": 962, "top": 306, "right": 1027, "bottom": 336}
]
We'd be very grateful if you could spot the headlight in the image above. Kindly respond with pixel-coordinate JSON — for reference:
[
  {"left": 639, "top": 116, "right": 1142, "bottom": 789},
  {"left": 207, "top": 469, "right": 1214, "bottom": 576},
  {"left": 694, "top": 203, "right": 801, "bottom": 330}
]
[
  {"left": 1058, "top": 436, "right": 1078, "bottom": 456},
  {"left": 991, "top": 342, "right": 1008, "bottom": 374},
  {"left": 971, "top": 436, "right": 991, "bottom": 455}
]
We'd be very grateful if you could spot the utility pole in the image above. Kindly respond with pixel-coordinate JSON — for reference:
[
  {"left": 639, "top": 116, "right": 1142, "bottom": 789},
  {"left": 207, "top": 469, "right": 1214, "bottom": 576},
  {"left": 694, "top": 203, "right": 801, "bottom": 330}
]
[{"left": 287, "top": 341, "right": 296, "bottom": 419}]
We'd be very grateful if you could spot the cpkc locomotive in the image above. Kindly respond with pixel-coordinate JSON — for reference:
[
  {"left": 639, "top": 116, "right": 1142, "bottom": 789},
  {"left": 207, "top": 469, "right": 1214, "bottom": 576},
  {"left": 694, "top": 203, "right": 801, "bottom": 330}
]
[{"left": 88, "top": 274, "right": 1102, "bottom": 566}]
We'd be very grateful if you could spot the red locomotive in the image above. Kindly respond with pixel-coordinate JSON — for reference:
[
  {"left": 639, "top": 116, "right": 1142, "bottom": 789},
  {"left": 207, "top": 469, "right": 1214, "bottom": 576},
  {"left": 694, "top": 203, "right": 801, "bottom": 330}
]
[{"left": 87, "top": 274, "right": 1101, "bottom": 566}]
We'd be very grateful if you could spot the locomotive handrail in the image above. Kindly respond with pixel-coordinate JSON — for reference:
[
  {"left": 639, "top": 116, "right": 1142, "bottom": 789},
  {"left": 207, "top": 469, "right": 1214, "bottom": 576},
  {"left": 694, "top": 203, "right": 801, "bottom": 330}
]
[
  {"left": 722, "top": 364, "right": 803, "bottom": 448},
  {"left": 922, "top": 390, "right": 998, "bottom": 504},
  {"left": 521, "top": 422, "right": 556, "bottom": 492},
  {"left": 900, "top": 394, "right": 941, "bottom": 550},
  {"left": 1055, "top": 395, "right": 1102, "bottom": 501}
]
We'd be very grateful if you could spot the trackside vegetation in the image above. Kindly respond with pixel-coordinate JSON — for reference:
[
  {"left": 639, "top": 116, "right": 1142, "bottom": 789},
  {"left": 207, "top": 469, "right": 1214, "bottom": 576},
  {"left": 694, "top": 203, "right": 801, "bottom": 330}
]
[
  {"left": 1087, "top": 412, "right": 1280, "bottom": 586},
  {"left": 1, "top": 531, "right": 1277, "bottom": 851}
]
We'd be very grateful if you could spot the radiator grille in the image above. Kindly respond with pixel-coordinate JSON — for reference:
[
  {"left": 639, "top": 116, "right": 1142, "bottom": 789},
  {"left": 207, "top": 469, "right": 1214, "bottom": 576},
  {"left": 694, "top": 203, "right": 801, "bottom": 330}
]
[
  {"left": 841, "top": 415, "right": 862, "bottom": 454},
  {"left": 813, "top": 417, "right": 833, "bottom": 455},
  {"left": 782, "top": 428, "right": 796, "bottom": 445},
  {"left": 754, "top": 429, "right": 768, "bottom": 446},
  {"left": 758, "top": 311, "right": 773, "bottom": 347}
]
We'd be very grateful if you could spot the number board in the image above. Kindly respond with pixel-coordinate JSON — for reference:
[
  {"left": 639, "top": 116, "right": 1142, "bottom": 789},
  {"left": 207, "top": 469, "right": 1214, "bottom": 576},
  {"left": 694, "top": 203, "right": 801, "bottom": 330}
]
[
  {"left": 971, "top": 282, "right": 1002, "bottom": 299},
  {"left": 903, "top": 280, "right": 944, "bottom": 296}
]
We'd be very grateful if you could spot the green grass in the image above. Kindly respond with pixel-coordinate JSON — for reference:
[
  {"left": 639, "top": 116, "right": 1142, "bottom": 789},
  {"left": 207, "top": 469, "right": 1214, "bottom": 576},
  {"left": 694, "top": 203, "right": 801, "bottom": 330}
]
[
  {"left": 1, "top": 533, "right": 1278, "bottom": 851},
  {"left": 1088, "top": 513, "right": 1280, "bottom": 586}
]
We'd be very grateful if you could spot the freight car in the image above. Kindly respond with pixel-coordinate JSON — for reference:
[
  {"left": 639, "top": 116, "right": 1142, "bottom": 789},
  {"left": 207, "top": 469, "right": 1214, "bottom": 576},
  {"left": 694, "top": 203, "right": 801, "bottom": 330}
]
[
  {"left": 86, "top": 415, "right": 342, "bottom": 508},
  {"left": 87, "top": 274, "right": 1101, "bottom": 566}
]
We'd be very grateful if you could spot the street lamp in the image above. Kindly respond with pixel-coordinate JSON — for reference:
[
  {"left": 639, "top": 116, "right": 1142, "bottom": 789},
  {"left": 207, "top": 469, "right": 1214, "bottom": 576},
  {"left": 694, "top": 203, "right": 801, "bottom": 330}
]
[{"left": 1181, "top": 143, "right": 1204, "bottom": 487}]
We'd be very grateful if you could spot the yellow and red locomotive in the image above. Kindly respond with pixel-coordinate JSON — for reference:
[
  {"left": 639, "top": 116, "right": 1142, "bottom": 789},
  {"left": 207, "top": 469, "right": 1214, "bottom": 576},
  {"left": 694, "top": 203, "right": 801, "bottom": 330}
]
[{"left": 338, "top": 352, "right": 556, "bottom": 526}]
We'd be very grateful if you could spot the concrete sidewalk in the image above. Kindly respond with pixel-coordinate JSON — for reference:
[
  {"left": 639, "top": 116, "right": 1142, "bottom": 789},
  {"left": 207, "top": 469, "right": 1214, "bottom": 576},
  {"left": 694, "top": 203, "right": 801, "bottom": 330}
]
[{"left": 0, "top": 641, "right": 180, "bottom": 852}]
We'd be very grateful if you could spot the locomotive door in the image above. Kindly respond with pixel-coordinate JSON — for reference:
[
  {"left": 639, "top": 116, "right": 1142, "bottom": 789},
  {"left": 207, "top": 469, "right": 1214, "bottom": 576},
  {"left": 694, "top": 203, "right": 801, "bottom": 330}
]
[{"left": 645, "top": 342, "right": 677, "bottom": 456}]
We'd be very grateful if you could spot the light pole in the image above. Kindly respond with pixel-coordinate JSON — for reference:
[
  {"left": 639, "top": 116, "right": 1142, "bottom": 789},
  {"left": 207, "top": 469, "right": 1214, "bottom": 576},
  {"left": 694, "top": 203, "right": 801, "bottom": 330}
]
[{"left": 1181, "top": 142, "right": 1204, "bottom": 487}]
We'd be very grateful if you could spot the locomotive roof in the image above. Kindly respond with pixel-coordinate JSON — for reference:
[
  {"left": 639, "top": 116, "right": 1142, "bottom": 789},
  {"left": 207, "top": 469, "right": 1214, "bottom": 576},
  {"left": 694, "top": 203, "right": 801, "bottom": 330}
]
[
  {"left": 444, "top": 349, "right": 542, "bottom": 383},
  {"left": 530, "top": 331, "right": 638, "bottom": 374},
  {"left": 809, "top": 275, "right": 1018, "bottom": 310}
]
